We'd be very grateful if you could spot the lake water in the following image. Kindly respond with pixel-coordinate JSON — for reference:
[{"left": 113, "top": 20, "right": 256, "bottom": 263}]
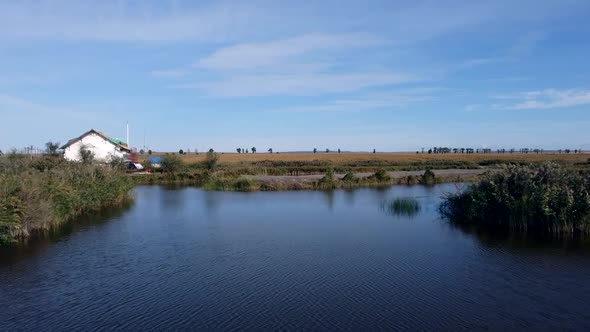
[{"left": 2, "top": 184, "right": 590, "bottom": 330}]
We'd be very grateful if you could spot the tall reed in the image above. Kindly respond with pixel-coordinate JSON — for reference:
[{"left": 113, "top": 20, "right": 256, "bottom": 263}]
[
  {"left": 440, "top": 163, "right": 590, "bottom": 234},
  {"left": 0, "top": 157, "right": 133, "bottom": 245}
]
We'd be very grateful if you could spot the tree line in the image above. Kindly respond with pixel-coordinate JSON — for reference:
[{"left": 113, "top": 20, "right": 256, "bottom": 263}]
[{"left": 423, "top": 147, "right": 584, "bottom": 154}]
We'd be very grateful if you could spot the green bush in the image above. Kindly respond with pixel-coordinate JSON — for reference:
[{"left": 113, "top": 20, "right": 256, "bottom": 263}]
[
  {"left": 342, "top": 171, "right": 357, "bottom": 182},
  {"left": 372, "top": 169, "right": 391, "bottom": 182},
  {"left": 161, "top": 155, "right": 184, "bottom": 173},
  {"left": 0, "top": 159, "right": 133, "bottom": 245},
  {"left": 316, "top": 169, "right": 336, "bottom": 189},
  {"left": 440, "top": 163, "right": 590, "bottom": 234},
  {"left": 421, "top": 169, "right": 436, "bottom": 186}
]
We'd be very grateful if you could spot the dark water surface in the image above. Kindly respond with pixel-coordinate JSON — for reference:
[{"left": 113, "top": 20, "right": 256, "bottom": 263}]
[{"left": 2, "top": 184, "right": 590, "bottom": 331}]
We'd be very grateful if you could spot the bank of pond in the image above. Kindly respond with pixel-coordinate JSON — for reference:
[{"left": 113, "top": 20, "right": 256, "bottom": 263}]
[{"left": 1, "top": 156, "right": 589, "bottom": 245}]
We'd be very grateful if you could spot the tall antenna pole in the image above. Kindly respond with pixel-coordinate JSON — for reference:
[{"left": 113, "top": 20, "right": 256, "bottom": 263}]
[{"left": 126, "top": 121, "right": 130, "bottom": 149}]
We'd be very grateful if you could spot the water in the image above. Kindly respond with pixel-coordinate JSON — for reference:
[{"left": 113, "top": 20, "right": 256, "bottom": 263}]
[{"left": 2, "top": 184, "right": 590, "bottom": 331}]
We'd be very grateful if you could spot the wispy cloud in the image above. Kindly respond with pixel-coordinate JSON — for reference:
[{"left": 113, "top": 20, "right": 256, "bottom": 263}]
[
  {"left": 176, "top": 72, "right": 415, "bottom": 97},
  {"left": 195, "top": 33, "right": 386, "bottom": 71},
  {"left": 496, "top": 89, "right": 590, "bottom": 110},
  {"left": 270, "top": 89, "right": 436, "bottom": 113},
  {"left": 0, "top": 2, "right": 268, "bottom": 42},
  {"left": 175, "top": 33, "right": 414, "bottom": 96}
]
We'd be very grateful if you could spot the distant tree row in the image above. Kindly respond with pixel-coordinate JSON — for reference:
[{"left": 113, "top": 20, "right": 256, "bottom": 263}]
[
  {"left": 424, "top": 147, "right": 584, "bottom": 154},
  {"left": 236, "top": 147, "right": 258, "bottom": 154},
  {"left": 10, "top": 142, "right": 583, "bottom": 158}
]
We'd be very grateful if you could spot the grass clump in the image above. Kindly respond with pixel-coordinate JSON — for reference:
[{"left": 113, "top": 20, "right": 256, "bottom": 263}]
[
  {"left": 342, "top": 171, "right": 357, "bottom": 182},
  {"left": 440, "top": 163, "right": 590, "bottom": 234},
  {"left": 316, "top": 169, "right": 336, "bottom": 189},
  {"left": 370, "top": 169, "right": 391, "bottom": 182},
  {"left": 382, "top": 198, "right": 421, "bottom": 217}
]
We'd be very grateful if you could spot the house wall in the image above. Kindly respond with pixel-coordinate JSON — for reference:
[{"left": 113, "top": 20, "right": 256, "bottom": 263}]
[{"left": 64, "top": 133, "right": 127, "bottom": 162}]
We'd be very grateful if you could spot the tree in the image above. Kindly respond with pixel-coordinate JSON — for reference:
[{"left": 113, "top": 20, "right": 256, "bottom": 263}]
[
  {"left": 338, "top": 148, "right": 341, "bottom": 153},
  {"left": 268, "top": 148, "right": 273, "bottom": 153},
  {"left": 179, "top": 149, "right": 184, "bottom": 155},
  {"left": 237, "top": 148, "right": 242, "bottom": 154},
  {"left": 428, "top": 149, "right": 433, "bottom": 154},
  {"left": 252, "top": 147, "right": 256, "bottom": 153},
  {"left": 139, "top": 149, "right": 145, "bottom": 154},
  {"left": 79, "top": 145, "right": 94, "bottom": 164},
  {"left": 205, "top": 150, "right": 219, "bottom": 170},
  {"left": 45, "top": 141, "right": 60, "bottom": 156},
  {"left": 148, "top": 149, "right": 153, "bottom": 155},
  {"left": 326, "top": 148, "right": 330, "bottom": 153},
  {"left": 246, "top": 149, "right": 249, "bottom": 153},
  {"left": 373, "top": 149, "right": 376, "bottom": 154},
  {"left": 313, "top": 148, "right": 317, "bottom": 154}
]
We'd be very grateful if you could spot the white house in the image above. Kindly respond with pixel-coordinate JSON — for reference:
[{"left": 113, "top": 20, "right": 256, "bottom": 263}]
[{"left": 61, "top": 129, "right": 131, "bottom": 162}]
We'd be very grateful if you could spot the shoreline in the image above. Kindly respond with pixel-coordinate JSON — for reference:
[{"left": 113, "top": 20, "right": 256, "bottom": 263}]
[
  {"left": 248, "top": 168, "right": 491, "bottom": 183},
  {"left": 131, "top": 168, "right": 492, "bottom": 191}
]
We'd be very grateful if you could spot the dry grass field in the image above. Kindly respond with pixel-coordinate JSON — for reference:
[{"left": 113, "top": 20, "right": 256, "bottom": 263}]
[{"left": 160, "top": 152, "right": 590, "bottom": 165}]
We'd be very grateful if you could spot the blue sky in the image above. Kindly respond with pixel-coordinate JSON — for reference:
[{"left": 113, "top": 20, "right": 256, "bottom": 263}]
[{"left": 1, "top": 0, "right": 590, "bottom": 152}]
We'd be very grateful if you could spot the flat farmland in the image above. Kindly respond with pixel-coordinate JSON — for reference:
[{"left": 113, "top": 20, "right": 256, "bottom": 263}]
[{"left": 163, "top": 152, "right": 590, "bottom": 165}]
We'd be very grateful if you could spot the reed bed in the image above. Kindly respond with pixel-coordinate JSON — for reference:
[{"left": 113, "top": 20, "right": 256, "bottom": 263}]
[
  {"left": 0, "top": 157, "right": 133, "bottom": 245},
  {"left": 440, "top": 163, "right": 590, "bottom": 234}
]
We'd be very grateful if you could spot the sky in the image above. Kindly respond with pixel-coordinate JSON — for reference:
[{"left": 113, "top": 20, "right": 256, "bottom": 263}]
[{"left": 1, "top": 0, "right": 590, "bottom": 153}]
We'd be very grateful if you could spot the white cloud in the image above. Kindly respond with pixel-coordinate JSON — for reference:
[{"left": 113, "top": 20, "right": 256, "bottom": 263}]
[
  {"left": 0, "top": 1, "right": 268, "bottom": 42},
  {"left": 178, "top": 72, "right": 415, "bottom": 97},
  {"left": 179, "top": 33, "right": 412, "bottom": 96},
  {"left": 498, "top": 89, "right": 590, "bottom": 110},
  {"left": 272, "top": 91, "right": 433, "bottom": 113},
  {"left": 195, "top": 33, "right": 386, "bottom": 71}
]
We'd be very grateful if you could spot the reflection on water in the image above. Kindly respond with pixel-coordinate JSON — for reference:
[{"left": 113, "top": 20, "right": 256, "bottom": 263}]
[
  {"left": 0, "top": 201, "right": 133, "bottom": 265},
  {"left": 2, "top": 184, "right": 590, "bottom": 331}
]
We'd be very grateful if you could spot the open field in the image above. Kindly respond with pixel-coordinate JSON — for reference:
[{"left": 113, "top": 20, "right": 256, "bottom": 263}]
[{"left": 156, "top": 152, "right": 590, "bottom": 164}]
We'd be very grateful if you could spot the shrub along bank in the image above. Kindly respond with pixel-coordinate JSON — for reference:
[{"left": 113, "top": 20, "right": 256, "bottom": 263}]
[
  {"left": 440, "top": 163, "right": 590, "bottom": 235},
  {"left": 0, "top": 157, "right": 133, "bottom": 245}
]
